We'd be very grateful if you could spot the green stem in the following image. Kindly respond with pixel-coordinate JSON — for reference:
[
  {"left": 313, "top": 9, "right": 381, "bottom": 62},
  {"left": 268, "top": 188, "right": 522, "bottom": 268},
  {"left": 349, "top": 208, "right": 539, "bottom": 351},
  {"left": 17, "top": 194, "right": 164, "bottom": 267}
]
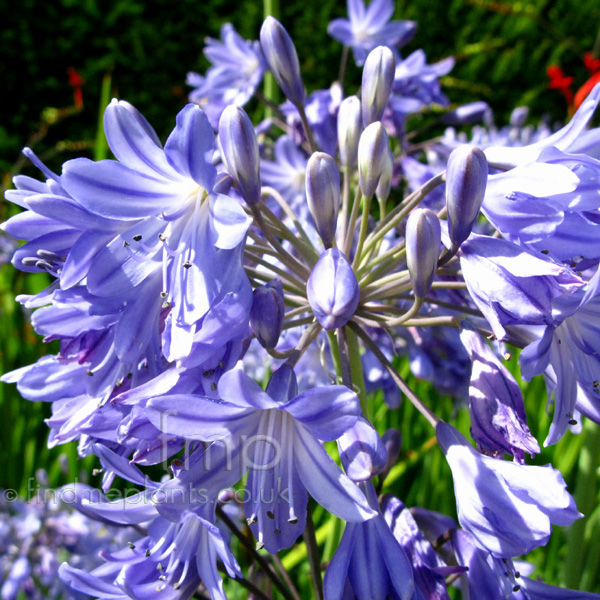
[
  {"left": 94, "top": 72, "right": 112, "bottom": 161},
  {"left": 262, "top": 0, "right": 279, "bottom": 119},
  {"left": 343, "top": 187, "right": 363, "bottom": 258},
  {"left": 349, "top": 321, "right": 440, "bottom": 428},
  {"left": 346, "top": 326, "right": 368, "bottom": 416},
  {"left": 352, "top": 194, "right": 373, "bottom": 270},
  {"left": 298, "top": 104, "right": 318, "bottom": 154},
  {"left": 361, "top": 172, "right": 446, "bottom": 258},
  {"left": 304, "top": 507, "right": 324, "bottom": 600}
]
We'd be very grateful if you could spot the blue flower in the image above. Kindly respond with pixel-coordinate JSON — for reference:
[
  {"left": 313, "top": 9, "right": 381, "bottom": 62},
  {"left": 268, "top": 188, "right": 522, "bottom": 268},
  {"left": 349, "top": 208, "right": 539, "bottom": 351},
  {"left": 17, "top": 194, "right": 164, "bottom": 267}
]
[
  {"left": 60, "top": 100, "right": 253, "bottom": 361},
  {"left": 187, "top": 23, "right": 266, "bottom": 128},
  {"left": 459, "top": 234, "right": 584, "bottom": 341},
  {"left": 520, "top": 268, "right": 600, "bottom": 445},
  {"left": 459, "top": 324, "right": 540, "bottom": 462},
  {"left": 328, "top": 0, "right": 416, "bottom": 66},
  {"left": 145, "top": 364, "right": 376, "bottom": 553},
  {"left": 323, "top": 482, "right": 414, "bottom": 600},
  {"left": 437, "top": 422, "right": 581, "bottom": 558}
]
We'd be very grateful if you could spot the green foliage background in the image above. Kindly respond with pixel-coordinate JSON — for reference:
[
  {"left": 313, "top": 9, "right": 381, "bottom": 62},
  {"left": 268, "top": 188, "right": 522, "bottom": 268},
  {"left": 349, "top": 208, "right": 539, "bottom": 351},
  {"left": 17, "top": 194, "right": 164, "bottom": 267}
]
[{"left": 2, "top": 0, "right": 600, "bottom": 596}]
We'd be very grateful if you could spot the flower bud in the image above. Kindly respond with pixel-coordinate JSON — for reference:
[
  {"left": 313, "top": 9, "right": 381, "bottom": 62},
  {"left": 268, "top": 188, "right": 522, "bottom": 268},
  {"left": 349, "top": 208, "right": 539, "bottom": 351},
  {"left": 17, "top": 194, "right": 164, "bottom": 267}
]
[
  {"left": 405, "top": 208, "right": 441, "bottom": 299},
  {"left": 250, "top": 279, "right": 285, "bottom": 349},
  {"left": 305, "top": 152, "right": 341, "bottom": 248},
  {"left": 306, "top": 248, "right": 359, "bottom": 330},
  {"left": 337, "top": 96, "right": 362, "bottom": 168},
  {"left": 260, "top": 16, "right": 305, "bottom": 108},
  {"left": 361, "top": 46, "right": 395, "bottom": 127},
  {"left": 358, "top": 122, "right": 390, "bottom": 197},
  {"left": 338, "top": 416, "right": 387, "bottom": 481},
  {"left": 218, "top": 105, "right": 261, "bottom": 206},
  {"left": 445, "top": 145, "right": 488, "bottom": 250},
  {"left": 375, "top": 146, "right": 394, "bottom": 203}
]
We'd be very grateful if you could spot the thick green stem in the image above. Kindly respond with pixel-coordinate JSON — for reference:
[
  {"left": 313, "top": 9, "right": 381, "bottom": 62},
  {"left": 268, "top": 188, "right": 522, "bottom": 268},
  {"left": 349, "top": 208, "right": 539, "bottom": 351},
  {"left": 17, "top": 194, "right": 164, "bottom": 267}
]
[{"left": 346, "top": 326, "right": 368, "bottom": 417}]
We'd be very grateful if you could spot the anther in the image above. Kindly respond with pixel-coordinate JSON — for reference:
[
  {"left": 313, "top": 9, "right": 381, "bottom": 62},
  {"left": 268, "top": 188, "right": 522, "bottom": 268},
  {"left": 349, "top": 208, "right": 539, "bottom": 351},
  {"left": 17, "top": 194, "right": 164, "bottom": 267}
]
[
  {"left": 160, "top": 291, "right": 168, "bottom": 298},
  {"left": 266, "top": 511, "right": 275, "bottom": 519},
  {"left": 86, "top": 369, "right": 94, "bottom": 376},
  {"left": 288, "top": 516, "right": 298, "bottom": 524},
  {"left": 274, "top": 529, "right": 281, "bottom": 535},
  {"left": 569, "top": 418, "right": 578, "bottom": 425},
  {"left": 158, "top": 233, "right": 167, "bottom": 241},
  {"left": 162, "top": 301, "right": 171, "bottom": 309},
  {"left": 127, "top": 542, "right": 135, "bottom": 550},
  {"left": 513, "top": 585, "right": 521, "bottom": 592},
  {"left": 247, "top": 516, "right": 257, "bottom": 525},
  {"left": 157, "top": 563, "right": 163, "bottom": 571},
  {"left": 211, "top": 382, "right": 218, "bottom": 391},
  {"left": 133, "top": 234, "right": 142, "bottom": 241},
  {"left": 123, "top": 241, "right": 130, "bottom": 247},
  {"left": 183, "top": 261, "right": 192, "bottom": 269},
  {"left": 256, "top": 541, "right": 265, "bottom": 550}
]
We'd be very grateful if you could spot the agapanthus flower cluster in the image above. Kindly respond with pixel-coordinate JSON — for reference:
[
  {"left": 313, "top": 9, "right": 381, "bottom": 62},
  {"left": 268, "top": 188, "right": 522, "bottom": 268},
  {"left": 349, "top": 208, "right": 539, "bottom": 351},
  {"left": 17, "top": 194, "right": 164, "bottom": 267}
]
[
  {"left": 0, "top": 476, "right": 137, "bottom": 600},
  {"left": 4, "top": 0, "right": 600, "bottom": 598}
]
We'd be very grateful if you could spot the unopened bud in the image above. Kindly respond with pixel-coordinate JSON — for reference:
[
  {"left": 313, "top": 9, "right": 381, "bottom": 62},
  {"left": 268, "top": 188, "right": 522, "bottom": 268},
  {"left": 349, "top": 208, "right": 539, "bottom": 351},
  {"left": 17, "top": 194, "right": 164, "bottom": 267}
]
[
  {"left": 338, "top": 416, "right": 387, "bottom": 481},
  {"left": 362, "top": 46, "right": 395, "bottom": 127},
  {"left": 405, "top": 208, "right": 441, "bottom": 299},
  {"left": 260, "top": 17, "right": 305, "bottom": 108},
  {"left": 218, "top": 106, "right": 261, "bottom": 206},
  {"left": 446, "top": 146, "right": 488, "bottom": 250},
  {"left": 250, "top": 279, "right": 285, "bottom": 349},
  {"left": 375, "top": 146, "right": 394, "bottom": 203},
  {"left": 306, "top": 248, "right": 359, "bottom": 330},
  {"left": 358, "top": 122, "right": 390, "bottom": 197},
  {"left": 305, "top": 152, "right": 341, "bottom": 248},
  {"left": 338, "top": 96, "right": 362, "bottom": 168}
]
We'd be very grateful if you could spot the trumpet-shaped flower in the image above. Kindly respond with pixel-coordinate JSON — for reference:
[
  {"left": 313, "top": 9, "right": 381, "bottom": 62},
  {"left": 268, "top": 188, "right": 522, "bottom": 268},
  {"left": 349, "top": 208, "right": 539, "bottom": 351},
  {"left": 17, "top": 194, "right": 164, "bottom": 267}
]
[
  {"left": 436, "top": 422, "right": 581, "bottom": 558},
  {"left": 145, "top": 364, "right": 376, "bottom": 553},
  {"left": 60, "top": 100, "right": 253, "bottom": 361},
  {"left": 328, "top": 0, "right": 416, "bottom": 66},
  {"left": 323, "top": 483, "right": 414, "bottom": 600}
]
